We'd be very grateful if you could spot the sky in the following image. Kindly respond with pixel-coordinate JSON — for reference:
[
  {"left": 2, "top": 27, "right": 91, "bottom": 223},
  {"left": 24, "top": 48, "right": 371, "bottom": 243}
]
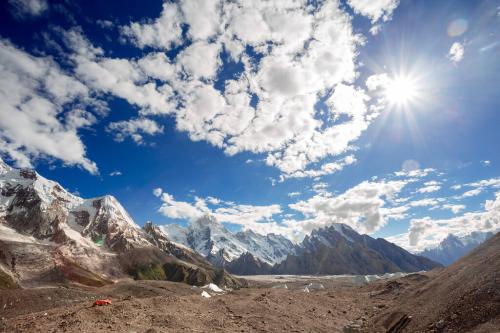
[{"left": 0, "top": 0, "right": 499, "bottom": 252}]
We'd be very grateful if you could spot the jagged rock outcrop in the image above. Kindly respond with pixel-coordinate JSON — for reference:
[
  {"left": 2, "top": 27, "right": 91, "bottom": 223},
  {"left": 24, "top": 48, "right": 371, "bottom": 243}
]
[{"left": 225, "top": 252, "right": 272, "bottom": 275}]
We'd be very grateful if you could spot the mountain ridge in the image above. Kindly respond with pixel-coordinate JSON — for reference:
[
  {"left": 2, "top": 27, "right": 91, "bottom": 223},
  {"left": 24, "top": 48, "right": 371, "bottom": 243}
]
[
  {"left": 418, "top": 231, "right": 495, "bottom": 265},
  {"left": 0, "top": 159, "right": 242, "bottom": 288}
]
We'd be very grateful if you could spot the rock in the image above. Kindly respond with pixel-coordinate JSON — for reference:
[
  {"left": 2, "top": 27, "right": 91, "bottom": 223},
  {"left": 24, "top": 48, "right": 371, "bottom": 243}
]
[
  {"left": 343, "top": 323, "right": 362, "bottom": 333},
  {"left": 436, "top": 319, "right": 446, "bottom": 330}
]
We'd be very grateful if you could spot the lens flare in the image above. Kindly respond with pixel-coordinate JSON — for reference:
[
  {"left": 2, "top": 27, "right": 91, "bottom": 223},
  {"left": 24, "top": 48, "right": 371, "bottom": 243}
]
[
  {"left": 383, "top": 75, "right": 419, "bottom": 106},
  {"left": 447, "top": 19, "right": 468, "bottom": 37}
]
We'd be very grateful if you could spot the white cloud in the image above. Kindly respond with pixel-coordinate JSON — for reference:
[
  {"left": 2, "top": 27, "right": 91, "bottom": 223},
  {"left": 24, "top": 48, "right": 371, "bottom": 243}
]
[
  {"left": 121, "top": 1, "right": 183, "bottom": 50},
  {"left": 289, "top": 179, "right": 409, "bottom": 234},
  {"left": 409, "top": 198, "right": 441, "bottom": 207},
  {"left": 109, "top": 170, "right": 122, "bottom": 176},
  {"left": 468, "top": 177, "right": 500, "bottom": 189},
  {"left": 8, "top": 0, "right": 48, "bottom": 18},
  {"left": 0, "top": 39, "right": 99, "bottom": 174},
  {"left": 456, "top": 177, "right": 500, "bottom": 199},
  {"left": 288, "top": 192, "right": 301, "bottom": 198},
  {"left": 107, "top": 118, "right": 164, "bottom": 144},
  {"left": 460, "top": 188, "right": 482, "bottom": 198},
  {"left": 481, "top": 160, "right": 491, "bottom": 167},
  {"left": 283, "top": 155, "right": 357, "bottom": 179},
  {"left": 158, "top": 192, "right": 210, "bottom": 221},
  {"left": 1, "top": 1, "right": 403, "bottom": 176},
  {"left": 394, "top": 167, "right": 435, "bottom": 178},
  {"left": 347, "top": 0, "right": 399, "bottom": 22},
  {"left": 155, "top": 190, "right": 282, "bottom": 231},
  {"left": 441, "top": 204, "right": 465, "bottom": 214},
  {"left": 417, "top": 184, "right": 441, "bottom": 193},
  {"left": 391, "top": 192, "right": 500, "bottom": 251},
  {"left": 448, "top": 42, "right": 464, "bottom": 63},
  {"left": 115, "top": 1, "right": 393, "bottom": 176}
]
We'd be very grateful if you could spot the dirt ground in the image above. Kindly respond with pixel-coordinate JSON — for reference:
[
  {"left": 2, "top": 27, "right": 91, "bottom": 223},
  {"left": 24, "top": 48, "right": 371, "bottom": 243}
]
[
  {"left": 0, "top": 278, "right": 378, "bottom": 333},
  {"left": 1, "top": 270, "right": 498, "bottom": 333}
]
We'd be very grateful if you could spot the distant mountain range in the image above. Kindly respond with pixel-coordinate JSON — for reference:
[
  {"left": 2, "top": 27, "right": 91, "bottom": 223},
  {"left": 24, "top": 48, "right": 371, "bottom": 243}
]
[
  {"left": 0, "top": 158, "right": 442, "bottom": 289},
  {"left": 273, "top": 224, "right": 440, "bottom": 275},
  {"left": 418, "top": 231, "right": 495, "bottom": 266},
  {"left": 161, "top": 216, "right": 441, "bottom": 275},
  {"left": 160, "top": 215, "right": 296, "bottom": 266}
]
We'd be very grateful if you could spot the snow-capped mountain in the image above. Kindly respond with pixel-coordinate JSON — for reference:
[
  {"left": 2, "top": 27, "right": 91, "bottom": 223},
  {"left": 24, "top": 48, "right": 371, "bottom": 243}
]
[
  {"left": 0, "top": 158, "right": 240, "bottom": 288},
  {"left": 160, "top": 215, "right": 296, "bottom": 266},
  {"left": 273, "top": 223, "right": 441, "bottom": 275},
  {"left": 419, "top": 231, "right": 495, "bottom": 266},
  {"left": 0, "top": 158, "right": 149, "bottom": 252}
]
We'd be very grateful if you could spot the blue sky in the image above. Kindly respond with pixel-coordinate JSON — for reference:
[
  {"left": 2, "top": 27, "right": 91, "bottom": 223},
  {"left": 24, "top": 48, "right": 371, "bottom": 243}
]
[{"left": 0, "top": 0, "right": 499, "bottom": 251}]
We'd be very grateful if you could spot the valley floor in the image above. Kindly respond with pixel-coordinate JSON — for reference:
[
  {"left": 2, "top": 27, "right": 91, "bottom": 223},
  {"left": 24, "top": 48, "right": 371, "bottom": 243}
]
[
  {"left": 1, "top": 278, "right": 374, "bottom": 333},
  {"left": 0, "top": 272, "right": 498, "bottom": 333}
]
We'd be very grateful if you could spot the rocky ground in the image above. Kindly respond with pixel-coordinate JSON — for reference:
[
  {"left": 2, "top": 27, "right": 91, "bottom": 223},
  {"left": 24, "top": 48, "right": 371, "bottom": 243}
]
[
  {"left": 0, "top": 269, "right": 498, "bottom": 333},
  {"left": 0, "top": 277, "right": 377, "bottom": 333}
]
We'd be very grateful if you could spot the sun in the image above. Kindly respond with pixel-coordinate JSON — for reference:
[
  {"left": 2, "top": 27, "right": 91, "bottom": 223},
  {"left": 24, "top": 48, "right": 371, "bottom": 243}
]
[{"left": 384, "top": 75, "right": 419, "bottom": 106}]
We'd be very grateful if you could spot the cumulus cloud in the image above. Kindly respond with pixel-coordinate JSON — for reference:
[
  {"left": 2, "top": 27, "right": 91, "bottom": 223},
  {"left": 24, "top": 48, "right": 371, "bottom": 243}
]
[
  {"left": 107, "top": 118, "right": 164, "bottom": 144},
  {"left": 1, "top": 0, "right": 403, "bottom": 176},
  {"left": 448, "top": 42, "right": 464, "bottom": 63},
  {"left": 347, "top": 0, "right": 399, "bottom": 22},
  {"left": 8, "top": 0, "right": 48, "bottom": 18},
  {"left": 121, "top": 1, "right": 183, "bottom": 50},
  {"left": 152, "top": 188, "right": 163, "bottom": 197},
  {"left": 390, "top": 192, "right": 500, "bottom": 251},
  {"left": 115, "top": 0, "right": 392, "bottom": 176},
  {"left": 441, "top": 204, "right": 465, "bottom": 214},
  {"left": 0, "top": 39, "right": 99, "bottom": 174},
  {"left": 417, "top": 184, "right": 441, "bottom": 193},
  {"left": 460, "top": 188, "right": 482, "bottom": 198},
  {"left": 282, "top": 155, "right": 357, "bottom": 179},
  {"left": 409, "top": 198, "right": 441, "bottom": 207},
  {"left": 456, "top": 177, "right": 500, "bottom": 199},
  {"left": 289, "top": 179, "right": 409, "bottom": 234},
  {"left": 155, "top": 189, "right": 282, "bottom": 232}
]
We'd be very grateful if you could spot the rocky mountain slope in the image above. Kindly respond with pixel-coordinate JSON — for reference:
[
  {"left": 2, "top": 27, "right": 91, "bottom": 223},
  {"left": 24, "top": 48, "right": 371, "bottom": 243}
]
[
  {"left": 419, "top": 231, "right": 494, "bottom": 266},
  {"left": 364, "top": 231, "right": 500, "bottom": 332},
  {"left": 160, "top": 215, "right": 296, "bottom": 266},
  {"left": 273, "top": 224, "right": 441, "bottom": 275},
  {"left": 0, "top": 159, "right": 241, "bottom": 288}
]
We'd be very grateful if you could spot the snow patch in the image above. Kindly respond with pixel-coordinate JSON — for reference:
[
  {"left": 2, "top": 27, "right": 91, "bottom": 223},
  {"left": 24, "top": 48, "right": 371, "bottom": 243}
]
[{"left": 202, "top": 283, "right": 224, "bottom": 293}]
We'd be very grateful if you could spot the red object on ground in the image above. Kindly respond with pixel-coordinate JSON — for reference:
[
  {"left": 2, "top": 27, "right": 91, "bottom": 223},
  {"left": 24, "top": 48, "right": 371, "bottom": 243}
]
[{"left": 94, "top": 299, "right": 112, "bottom": 306}]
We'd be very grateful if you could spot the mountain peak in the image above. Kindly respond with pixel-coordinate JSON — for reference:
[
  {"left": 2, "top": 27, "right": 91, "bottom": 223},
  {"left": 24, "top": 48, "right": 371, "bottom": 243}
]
[{"left": 193, "top": 214, "right": 219, "bottom": 226}]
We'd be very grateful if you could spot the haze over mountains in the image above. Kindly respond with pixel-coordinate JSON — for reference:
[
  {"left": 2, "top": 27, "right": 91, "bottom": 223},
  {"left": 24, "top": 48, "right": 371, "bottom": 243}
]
[{"left": 418, "top": 231, "right": 494, "bottom": 266}]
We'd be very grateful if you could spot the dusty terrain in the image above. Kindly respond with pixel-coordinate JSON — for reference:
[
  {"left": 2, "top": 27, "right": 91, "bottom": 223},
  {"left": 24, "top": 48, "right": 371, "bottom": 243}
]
[
  {"left": 2, "top": 234, "right": 499, "bottom": 333},
  {"left": 1, "top": 277, "right": 377, "bottom": 333},
  {"left": 1, "top": 268, "right": 499, "bottom": 333},
  {"left": 363, "top": 232, "right": 500, "bottom": 333}
]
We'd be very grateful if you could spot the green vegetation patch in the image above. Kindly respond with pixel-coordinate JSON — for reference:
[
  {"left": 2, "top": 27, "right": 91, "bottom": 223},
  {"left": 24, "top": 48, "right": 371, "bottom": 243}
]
[{"left": 134, "top": 263, "right": 167, "bottom": 281}]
